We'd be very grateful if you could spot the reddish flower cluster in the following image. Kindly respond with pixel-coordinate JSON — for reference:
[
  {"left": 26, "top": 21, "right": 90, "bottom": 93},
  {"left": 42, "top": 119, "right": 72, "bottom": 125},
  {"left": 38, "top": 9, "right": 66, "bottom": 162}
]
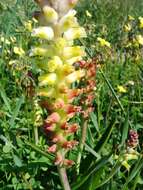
[
  {"left": 127, "top": 129, "right": 139, "bottom": 148},
  {"left": 41, "top": 59, "right": 96, "bottom": 167},
  {"left": 75, "top": 59, "right": 96, "bottom": 118}
]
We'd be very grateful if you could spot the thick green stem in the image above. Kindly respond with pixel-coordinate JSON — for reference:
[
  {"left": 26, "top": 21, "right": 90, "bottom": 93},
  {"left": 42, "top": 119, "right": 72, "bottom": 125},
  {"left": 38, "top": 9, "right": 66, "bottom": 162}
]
[
  {"left": 76, "top": 120, "right": 88, "bottom": 174},
  {"left": 34, "top": 126, "right": 38, "bottom": 145},
  {"left": 57, "top": 166, "right": 71, "bottom": 190}
]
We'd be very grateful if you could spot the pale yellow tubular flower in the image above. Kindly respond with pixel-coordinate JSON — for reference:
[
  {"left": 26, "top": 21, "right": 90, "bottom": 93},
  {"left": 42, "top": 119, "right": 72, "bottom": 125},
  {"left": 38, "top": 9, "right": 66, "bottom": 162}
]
[
  {"left": 14, "top": 47, "right": 25, "bottom": 56},
  {"left": 48, "top": 56, "right": 63, "bottom": 72},
  {"left": 61, "top": 64, "right": 74, "bottom": 75},
  {"left": 43, "top": 6, "right": 58, "bottom": 24},
  {"left": 39, "top": 73, "right": 57, "bottom": 86},
  {"left": 37, "top": 88, "right": 54, "bottom": 97},
  {"left": 136, "top": 35, "right": 143, "bottom": 45},
  {"left": 32, "top": 27, "right": 54, "bottom": 40},
  {"left": 66, "top": 70, "right": 85, "bottom": 83},
  {"left": 54, "top": 38, "right": 67, "bottom": 53},
  {"left": 63, "top": 27, "right": 86, "bottom": 40},
  {"left": 97, "top": 37, "right": 111, "bottom": 48},
  {"left": 29, "top": 46, "right": 54, "bottom": 57},
  {"left": 66, "top": 56, "right": 82, "bottom": 65},
  {"left": 138, "top": 16, "right": 143, "bottom": 29},
  {"left": 63, "top": 46, "right": 85, "bottom": 60},
  {"left": 59, "top": 10, "right": 78, "bottom": 32},
  {"left": 117, "top": 85, "right": 127, "bottom": 93}
]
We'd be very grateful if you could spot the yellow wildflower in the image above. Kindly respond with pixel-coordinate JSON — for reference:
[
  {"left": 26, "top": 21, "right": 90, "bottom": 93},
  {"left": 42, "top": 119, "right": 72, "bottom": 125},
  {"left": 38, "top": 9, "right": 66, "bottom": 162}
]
[
  {"left": 97, "top": 37, "right": 111, "bottom": 48},
  {"left": 124, "top": 23, "right": 131, "bottom": 32},
  {"left": 117, "top": 85, "right": 127, "bottom": 93},
  {"left": 24, "top": 20, "right": 32, "bottom": 32},
  {"left": 128, "top": 15, "right": 135, "bottom": 21},
  {"left": 138, "top": 16, "right": 143, "bottom": 29},
  {"left": 13, "top": 47, "right": 25, "bottom": 56},
  {"left": 1, "top": 37, "right": 10, "bottom": 45},
  {"left": 85, "top": 10, "right": 92, "bottom": 18},
  {"left": 136, "top": 35, "right": 143, "bottom": 45}
]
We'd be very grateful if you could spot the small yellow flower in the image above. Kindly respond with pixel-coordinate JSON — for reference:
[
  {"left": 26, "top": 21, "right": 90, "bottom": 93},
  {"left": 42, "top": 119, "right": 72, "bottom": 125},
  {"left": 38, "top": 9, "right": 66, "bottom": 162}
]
[
  {"left": 32, "top": 27, "right": 54, "bottom": 40},
  {"left": 13, "top": 47, "right": 25, "bottom": 56},
  {"left": 10, "top": 36, "right": 16, "bottom": 43},
  {"left": 1, "top": 37, "right": 10, "bottom": 45},
  {"left": 85, "top": 10, "right": 92, "bottom": 18},
  {"left": 138, "top": 16, "right": 143, "bottom": 29},
  {"left": 64, "top": 27, "right": 86, "bottom": 40},
  {"left": 136, "top": 35, "right": 143, "bottom": 45},
  {"left": 128, "top": 15, "right": 135, "bottom": 21},
  {"left": 117, "top": 85, "right": 127, "bottom": 93},
  {"left": 124, "top": 23, "right": 131, "bottom": 32},
  {"left": 24, "top": 20, "right": 32, "bottom": 32},
  {"left": 97, "top": 37, "right": 111, "bottom": 48}
]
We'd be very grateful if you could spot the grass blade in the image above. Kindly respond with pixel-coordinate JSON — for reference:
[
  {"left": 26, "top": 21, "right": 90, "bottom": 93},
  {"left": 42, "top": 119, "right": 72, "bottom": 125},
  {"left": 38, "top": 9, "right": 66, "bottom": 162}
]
[
  {"left": 10, "top": 96, "right": 24, "bottom": 128},
  {"left": 72, "top": 154, "right": 112, "bottom": 190},
  {"left": 0, "top": 84, "right": 11, "bottom": 113}
]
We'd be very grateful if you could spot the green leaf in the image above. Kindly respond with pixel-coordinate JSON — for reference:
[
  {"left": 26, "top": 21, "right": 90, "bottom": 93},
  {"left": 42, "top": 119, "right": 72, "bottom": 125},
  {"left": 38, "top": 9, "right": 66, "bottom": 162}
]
[
  {"left": 121, "top": 113, "right": 129, "bottom": 146},
  {"left": 0, "top": 84, "right": 11, "bottom": 113},
  {"left": 3, "top": 144, "right": 12, "bottom": 153},
  {"left": 13, "top": 155, "right": 23, "bottom": 167},
  {"left": 10, "top": 96, "right": 24, "bottom": 128},
  {"left": 94, "top": 121, "right": 116, "bottom": 153},
  {"left": 85, "top": 143, "right": 101, "bottom": 159},
  {"left": 24, "top": 140, "right": 54, "bottom": 161},
  {"left": 90, "top": 112, "right": 100, "bottom": 133},
  {"left": 93, "top": 161, "right": 122, "bottom": 189}
]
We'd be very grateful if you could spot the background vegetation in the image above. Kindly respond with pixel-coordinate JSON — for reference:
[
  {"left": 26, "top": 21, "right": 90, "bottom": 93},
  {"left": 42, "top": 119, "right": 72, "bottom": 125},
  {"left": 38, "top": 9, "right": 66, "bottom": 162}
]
[{"left": 0, "top": 0, "right": 143, "bottom": 189}]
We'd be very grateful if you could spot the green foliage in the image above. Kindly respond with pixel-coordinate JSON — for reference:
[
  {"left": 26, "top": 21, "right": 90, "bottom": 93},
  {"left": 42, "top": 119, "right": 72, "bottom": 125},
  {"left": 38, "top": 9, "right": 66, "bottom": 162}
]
[{"left": 1, "top": 0, "right": 143, "bottom": 189}]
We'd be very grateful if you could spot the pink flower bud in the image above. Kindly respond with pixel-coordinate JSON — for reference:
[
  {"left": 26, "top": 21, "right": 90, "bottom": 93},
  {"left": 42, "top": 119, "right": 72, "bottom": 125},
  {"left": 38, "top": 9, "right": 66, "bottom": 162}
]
[
  {"left": 67, "top": 123, "right": 79, "bottom": 133},
  {"left": 45, "top": 112, "right": 61, "bottom": 124},
  {"left": 63, "top": 159, "right": 75, "bottom": 167},
  {"left": 67, "top": 89, "right": 81, "bottom": 99},
  {"left": 53, "top": 99, "right": 65, "bottom": 109},
  {"left": 62, "top": 140, "right": 78, "bottom": 149},
  {"left": 54, "top": 152, "right": 63, "bottom": 166},
  {"left": 48, "top": 144, "right": 57, "bottom": 153},
  {"left": 60, "top": 122, "right": 68, "bottom": 130},
  {"left": 52, "top": 133, "right": 65, "bottom": 143},
  {"left": 44, "top": 122, "right": 56, "bottom": 132}
]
